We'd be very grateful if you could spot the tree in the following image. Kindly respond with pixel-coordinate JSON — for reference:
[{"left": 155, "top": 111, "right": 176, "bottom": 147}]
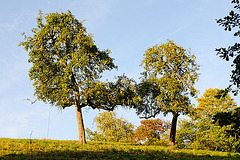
[
  {"left": 175, "top": 119, "right": 196, "bottom": 148},
  {"left": 87, "top": 111, "right": 135, "bottom": 143},
  {"left": 132, "top": 118, "right": 170, "bottom": 145},
  {"left": 216, "top": 0, "right": 240, "bottom": 95},
  {"left": 19, "top": 10, "right": 118, "bottom": 144},
  {"left": 214, "top": 107, "right": 240, "bottom": 138},
  {"left": 135, "top": 40, "right": 199, "bottom": 145},
  {"left": 177, "top": 118, "right": 236, "bottom": 151},
  {"left": 213, "top": 107, "right": 240, "bottom": 151},
  {"left": 194, "top": 88, "right": 238, "bottom": 151},
  {"left": 176, "top": 88, "right": 238, "bottom": 151}
]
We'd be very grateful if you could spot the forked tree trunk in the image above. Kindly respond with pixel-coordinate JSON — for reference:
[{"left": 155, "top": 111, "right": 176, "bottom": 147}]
[
  {"left": 75, "top": 105, "right": 86, "bottom": 144},
  {"left": 169, "top": 112, "right": 180, "bottom": 146}
]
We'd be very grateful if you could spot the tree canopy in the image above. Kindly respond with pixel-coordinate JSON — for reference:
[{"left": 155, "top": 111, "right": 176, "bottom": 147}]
[
  {"left": 216, "top": 0, "right": 240, "bottom": 95},
  {"left": 19, "top": 10, "right": 116, "bottom": 109},
  {"left": 196, "top": 88, "right": 237, "bottom": 119}
]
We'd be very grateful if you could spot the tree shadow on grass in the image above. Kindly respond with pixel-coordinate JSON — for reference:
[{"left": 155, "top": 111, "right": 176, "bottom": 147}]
[{"left": 1, "top": 149, "right": 240, "bottom": 160}]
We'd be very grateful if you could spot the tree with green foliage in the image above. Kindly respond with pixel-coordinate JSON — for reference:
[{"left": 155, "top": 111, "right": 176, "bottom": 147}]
[
  {"left": 175, "top": 119, "right": 196, "bottom": 148},
  {"left": 177, "top": 88, "right": 238, "bottom": 151},
  {"left": 216, "top": 0, "right": 240, "bottom": 95},
  {"left": 135, "top": 40, "right": 199, "bottom": 146},
  {"left": 213, "top": 107, "right": 240, "bottom": 151},
  {"left": 192, "top": 119, "right": 236, "bottom": 151},
  {"left": 132, "top": 118, "right": 170, "bottom": 145},
  {"left": 194, "top": 88, "right": 238, "bottom": 151},
  {"left": 19, "top": 10, "right": 123, "bottom": 144},
  {"left": 86, "top": 111, "right": 135, "bottom": 143}
]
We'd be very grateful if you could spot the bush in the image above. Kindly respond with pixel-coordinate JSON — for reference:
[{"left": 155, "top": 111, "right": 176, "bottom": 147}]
[
  {"left": 86, "top": 111, "right": 135, "bottom": 143},
  {"left": 132, "top": 118, "right": 170, "bottom": 145}
]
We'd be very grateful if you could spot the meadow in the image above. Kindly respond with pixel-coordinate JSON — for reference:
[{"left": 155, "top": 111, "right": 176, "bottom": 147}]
[{"left": 0, "top": 138, "right": 240, "bottom": 159}]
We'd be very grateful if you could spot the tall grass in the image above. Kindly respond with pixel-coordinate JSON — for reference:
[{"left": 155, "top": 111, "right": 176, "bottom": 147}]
[{"left": 0, "top": 138, "right": 240, "bottom": 159}]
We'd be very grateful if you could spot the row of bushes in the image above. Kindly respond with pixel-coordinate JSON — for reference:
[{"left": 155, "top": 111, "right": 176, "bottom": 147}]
[
  {"left": 86, "top": 111, "right": 169, "bottom": 146},
  {"left": 86, "top": 88, "right": 240, "bottom": 152}
]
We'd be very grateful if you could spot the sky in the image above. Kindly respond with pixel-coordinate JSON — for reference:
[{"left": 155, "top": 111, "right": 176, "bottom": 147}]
[{"left": 0, "top": 0, "right": 238, "bottom": 140}]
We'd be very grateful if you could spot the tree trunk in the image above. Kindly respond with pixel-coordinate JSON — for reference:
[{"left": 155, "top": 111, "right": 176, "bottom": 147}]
[
  {"left": 75, "top": 105, "right": 86, "bottom": 144},
  {"left": 169, "top": 112, "right": 179, "bottom": 146}
]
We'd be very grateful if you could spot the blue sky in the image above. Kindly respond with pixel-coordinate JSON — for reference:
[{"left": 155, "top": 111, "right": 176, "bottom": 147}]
[{"left": 0, "top": 0, "right": 238, "bottom": 140}]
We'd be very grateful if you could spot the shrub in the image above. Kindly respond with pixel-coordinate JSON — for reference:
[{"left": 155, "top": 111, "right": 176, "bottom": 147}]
[
  {"left": 132, "top": 118, "right": 170, "bottom": 145},
  {"left": 86, "top": 111, "right": 135, "bottom": 143}
]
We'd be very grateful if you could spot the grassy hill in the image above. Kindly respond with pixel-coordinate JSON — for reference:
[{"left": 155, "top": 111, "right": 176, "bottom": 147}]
[{"left": 0, "top": 138, "right": 240, "bottom": 159}]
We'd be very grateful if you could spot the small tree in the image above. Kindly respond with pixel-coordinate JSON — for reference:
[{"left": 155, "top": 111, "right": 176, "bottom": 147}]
[
  {"left": 213, "top": 107, "right": 240, "bottom": 151},
  {"left": 132, "top": 118, "right": 170, "bottom": 145},
  {"left": 19, "top": 10, "right": 119, "bottom": 144},
  {"left": 176, "top": 88, "right": 238, "bottom": 151},
  {"left": 135, "top": 40, "right": 199, "bottom": 145},
  {"left": 195, "top": 88, "right": 238, "bottom": 151},
  {"left": 175, "top": 119, "right": 196, "bottom": 148},
  {"left": 87, "top": 111, "right": 135, "bottom": 143}
]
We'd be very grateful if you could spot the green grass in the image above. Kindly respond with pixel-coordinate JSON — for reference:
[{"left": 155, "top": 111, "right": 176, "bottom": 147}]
[{"left": 0, "top": 138, "right": 240, "bottom": 159}]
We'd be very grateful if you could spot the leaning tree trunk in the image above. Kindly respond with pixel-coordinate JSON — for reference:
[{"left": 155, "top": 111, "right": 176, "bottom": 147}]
[
  {"left": 169, "top": 112, "right": 180, "bottom": 146},
  {"left": 75, "top": 105, "right": 86, "bottom": 144}
]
